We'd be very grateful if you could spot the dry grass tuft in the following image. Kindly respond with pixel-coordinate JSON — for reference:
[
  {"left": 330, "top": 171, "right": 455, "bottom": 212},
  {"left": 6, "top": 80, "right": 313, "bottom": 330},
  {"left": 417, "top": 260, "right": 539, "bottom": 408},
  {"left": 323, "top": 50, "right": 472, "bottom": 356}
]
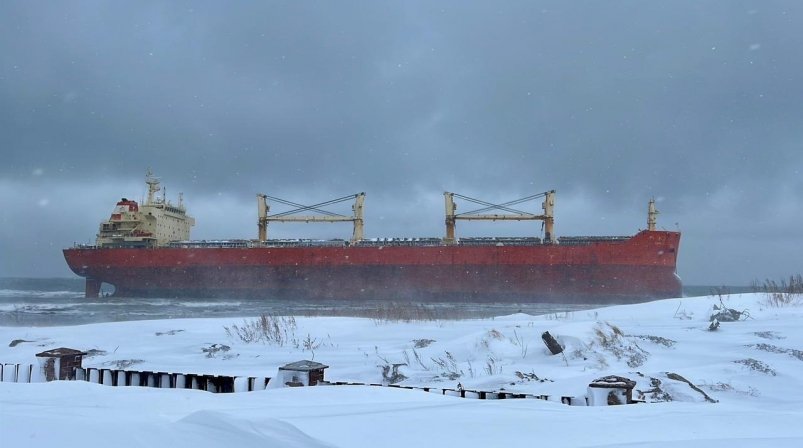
[{"left": 753, "top": 275, "right": 803, "bottom": 307}]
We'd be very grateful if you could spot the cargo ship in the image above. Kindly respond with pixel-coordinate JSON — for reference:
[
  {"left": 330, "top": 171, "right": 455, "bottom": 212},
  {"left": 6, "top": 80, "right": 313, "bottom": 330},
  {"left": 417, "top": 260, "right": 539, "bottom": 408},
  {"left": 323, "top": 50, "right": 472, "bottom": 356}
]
[{"left": 63, "top": 173, "right": 682, "bottom": 302}]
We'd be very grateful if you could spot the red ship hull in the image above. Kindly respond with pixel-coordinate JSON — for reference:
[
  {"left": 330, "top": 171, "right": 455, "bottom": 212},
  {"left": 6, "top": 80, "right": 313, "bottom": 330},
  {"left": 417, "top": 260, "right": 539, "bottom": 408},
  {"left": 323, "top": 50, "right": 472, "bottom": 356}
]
[{"left": 63, "top": 230, "right": 681, "bottom": 303}]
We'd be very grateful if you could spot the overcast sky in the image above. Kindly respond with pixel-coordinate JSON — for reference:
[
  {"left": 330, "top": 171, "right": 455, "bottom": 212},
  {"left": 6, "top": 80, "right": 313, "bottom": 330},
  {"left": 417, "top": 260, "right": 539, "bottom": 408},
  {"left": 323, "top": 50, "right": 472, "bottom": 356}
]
[{"left": 1, "top": 1, "right": 801, "bottom": 285}]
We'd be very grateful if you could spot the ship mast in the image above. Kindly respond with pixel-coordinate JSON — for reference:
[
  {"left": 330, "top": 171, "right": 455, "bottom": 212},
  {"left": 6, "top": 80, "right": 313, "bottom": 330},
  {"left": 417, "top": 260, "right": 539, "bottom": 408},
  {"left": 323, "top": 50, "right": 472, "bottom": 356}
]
[
  {"left": 444, "top": 190, "right": 556, "bottom": 244},
  {"left": 647, "top": 198, "right": 659, "bottom": 231},
  {"left": 257, "top": 194, "right": 269, "bottom": 242},
  {"left": 145, "top": 170, "right": 161, "bottom": 205}
]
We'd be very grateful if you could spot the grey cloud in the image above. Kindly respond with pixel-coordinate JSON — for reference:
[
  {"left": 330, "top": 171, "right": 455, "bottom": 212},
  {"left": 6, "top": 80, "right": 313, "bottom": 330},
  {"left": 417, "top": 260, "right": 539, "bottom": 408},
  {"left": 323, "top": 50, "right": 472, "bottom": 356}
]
[{"left": 1, "top": 1, "right": 802, "bottom": 284}]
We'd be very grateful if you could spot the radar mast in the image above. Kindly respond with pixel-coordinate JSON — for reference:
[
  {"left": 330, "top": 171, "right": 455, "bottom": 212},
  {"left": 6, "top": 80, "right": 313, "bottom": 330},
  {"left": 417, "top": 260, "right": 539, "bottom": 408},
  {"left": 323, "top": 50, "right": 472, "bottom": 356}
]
[{"left": 145, "top": 169, "right": 161, "bottom": 205}]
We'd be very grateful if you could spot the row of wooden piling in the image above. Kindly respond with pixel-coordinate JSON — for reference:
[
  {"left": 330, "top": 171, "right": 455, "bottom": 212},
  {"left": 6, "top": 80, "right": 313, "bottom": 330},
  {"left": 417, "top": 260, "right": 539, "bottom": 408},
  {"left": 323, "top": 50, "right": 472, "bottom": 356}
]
[
  {"left": 326, "top": 381, "right": 587, "bottom": 405},
  {"left": 3, "top": 361, "right": 587, "bottom": 405},
  {"left": 75, "top": 367, "right": 271, "bottom": 393},
  {"left": 1, "top": 363, "right": 38, "bottom": 383}
]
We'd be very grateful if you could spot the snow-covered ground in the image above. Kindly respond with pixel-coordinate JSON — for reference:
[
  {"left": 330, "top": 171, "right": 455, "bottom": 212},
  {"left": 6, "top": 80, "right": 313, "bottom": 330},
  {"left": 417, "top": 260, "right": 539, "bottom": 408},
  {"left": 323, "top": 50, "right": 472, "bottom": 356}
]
[{"left": 2, "top": 293, "right": 802, "bottom": 447}]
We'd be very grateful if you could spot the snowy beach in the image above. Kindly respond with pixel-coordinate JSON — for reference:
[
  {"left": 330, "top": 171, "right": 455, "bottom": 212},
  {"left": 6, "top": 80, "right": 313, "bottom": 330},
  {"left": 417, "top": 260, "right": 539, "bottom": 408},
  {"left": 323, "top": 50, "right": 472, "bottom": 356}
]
[{"left": 2, "top": 292, "right": 802, "bottom": 447}]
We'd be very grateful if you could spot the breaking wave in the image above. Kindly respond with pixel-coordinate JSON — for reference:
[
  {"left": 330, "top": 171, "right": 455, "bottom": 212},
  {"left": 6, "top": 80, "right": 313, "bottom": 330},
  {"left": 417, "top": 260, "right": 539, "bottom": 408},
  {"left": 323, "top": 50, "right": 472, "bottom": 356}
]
[{"left": 0, "top": 289, "right": 83, "bottom": 299}]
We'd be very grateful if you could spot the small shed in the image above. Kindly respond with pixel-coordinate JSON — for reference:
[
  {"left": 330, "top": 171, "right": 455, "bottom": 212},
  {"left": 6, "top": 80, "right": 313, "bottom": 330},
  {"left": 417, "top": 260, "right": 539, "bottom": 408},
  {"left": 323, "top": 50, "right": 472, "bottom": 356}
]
[
  {"left": 277, "top": 360, "right": 329, "bottom": 387},
  {"left": 35, "top": 348, "right": 87, "bottom": 381},
  {"left": 587, "top": 375, "right": 637, "bottom": 406}
]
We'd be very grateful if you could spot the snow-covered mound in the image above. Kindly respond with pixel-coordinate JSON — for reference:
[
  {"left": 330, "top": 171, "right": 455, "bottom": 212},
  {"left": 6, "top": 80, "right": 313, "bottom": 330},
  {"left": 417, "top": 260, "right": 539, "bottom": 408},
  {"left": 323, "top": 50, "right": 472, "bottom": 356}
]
[{"left": 2, "top": 293, "right": 803, "bottom": 447}]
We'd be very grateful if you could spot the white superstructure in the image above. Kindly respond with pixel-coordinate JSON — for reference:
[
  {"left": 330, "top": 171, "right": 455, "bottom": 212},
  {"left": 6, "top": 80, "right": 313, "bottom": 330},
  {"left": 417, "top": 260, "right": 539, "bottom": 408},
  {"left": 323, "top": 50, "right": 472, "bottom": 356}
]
[{"left": 95, "top": 172, "right": 194, "bottom": 248}]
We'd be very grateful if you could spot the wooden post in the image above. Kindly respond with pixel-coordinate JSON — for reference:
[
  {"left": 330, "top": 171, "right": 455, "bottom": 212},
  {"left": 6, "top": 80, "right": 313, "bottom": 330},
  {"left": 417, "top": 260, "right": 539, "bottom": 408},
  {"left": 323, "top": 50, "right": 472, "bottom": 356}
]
[{"left": 541, "top": 331, "right": 564, "bottom": 355}]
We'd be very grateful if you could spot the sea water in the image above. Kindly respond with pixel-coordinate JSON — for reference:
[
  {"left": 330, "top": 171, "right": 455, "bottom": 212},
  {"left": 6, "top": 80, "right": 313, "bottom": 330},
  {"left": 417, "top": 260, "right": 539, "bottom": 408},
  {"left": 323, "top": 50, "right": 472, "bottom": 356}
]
[{"left": 0, "top": 277, "right": 747, "bottom": 327}]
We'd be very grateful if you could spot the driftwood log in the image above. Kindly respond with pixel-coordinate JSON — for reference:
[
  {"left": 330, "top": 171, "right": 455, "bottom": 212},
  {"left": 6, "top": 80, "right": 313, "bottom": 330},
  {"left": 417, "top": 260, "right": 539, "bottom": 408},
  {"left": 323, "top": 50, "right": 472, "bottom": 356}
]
[{"left": 541, "top": 331, "right": 564, "bottom": 355}]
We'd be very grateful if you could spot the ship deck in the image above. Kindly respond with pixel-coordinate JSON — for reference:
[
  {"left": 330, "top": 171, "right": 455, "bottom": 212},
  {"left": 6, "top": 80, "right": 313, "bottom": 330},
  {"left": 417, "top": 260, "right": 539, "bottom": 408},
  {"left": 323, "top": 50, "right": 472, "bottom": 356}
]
[{"left": 73, "top": 236, "right": 633, "bottom": 250}]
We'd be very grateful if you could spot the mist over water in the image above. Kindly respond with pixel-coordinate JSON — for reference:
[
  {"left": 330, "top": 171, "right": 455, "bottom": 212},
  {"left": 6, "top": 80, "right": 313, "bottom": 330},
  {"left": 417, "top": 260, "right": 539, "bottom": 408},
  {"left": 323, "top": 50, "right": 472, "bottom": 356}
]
[
  {"left": 0, "top": 278, "right": 752, "bottom": 327},
  {"left": 0, "top": 278, "right": 584, "bottom": 326}
]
